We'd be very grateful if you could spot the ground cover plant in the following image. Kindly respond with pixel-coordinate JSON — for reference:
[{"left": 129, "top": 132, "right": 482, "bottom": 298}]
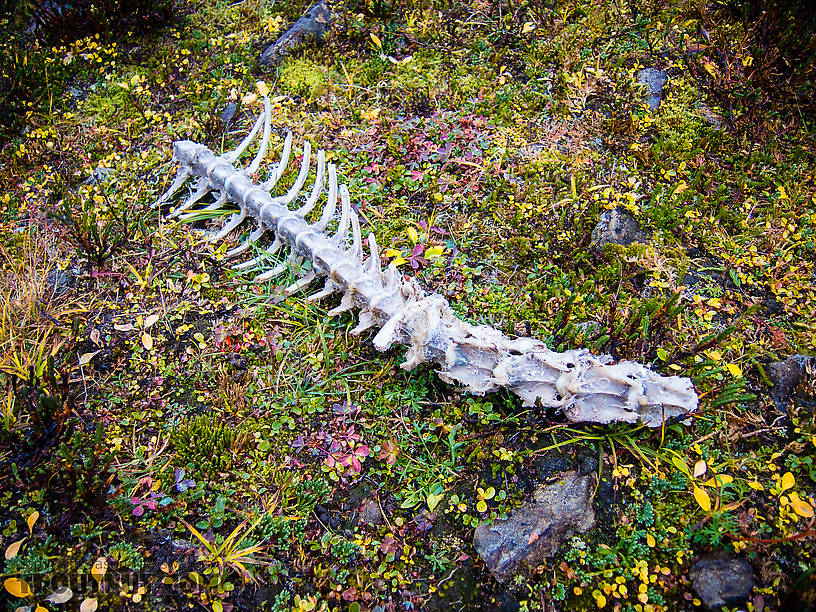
[{"left": 0, "top": 0, "right": 815, "bottom": 610}]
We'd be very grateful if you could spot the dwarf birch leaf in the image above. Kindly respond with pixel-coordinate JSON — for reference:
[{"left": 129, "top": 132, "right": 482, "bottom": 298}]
[
  {"left": 91, "top": 557, "right": 107, "bottom": 584},
  {"left": 79, "top": 351, "right": 101, "bottom": 366},
  {"left": 80, "top": 598, "right": 99, "bottom": 612},
  {"left": 5, "top": 539, "right": 24, "bottom": 560},
  {"left": 4, "top": 577, "right": 32, "bottom": 598},
  {"left": 780, "top": 472, "right": 795, "bottom": 492},
  {"left": 26, "top": 512, "right": 38, "bottom": 535},
  {"left": 789, "top": 493, "right": 815, "bottom": 518},
  {"left": 693, "top": 485, "right": 711, "bottom": 512},
  {"left": 44, "top": 587, "right": 73, "bottom": 604}
]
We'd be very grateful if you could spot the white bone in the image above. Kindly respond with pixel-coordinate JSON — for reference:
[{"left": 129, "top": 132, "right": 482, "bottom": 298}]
[
  {"left": 225, "top": 224, "right": 267, "bottom": 257},
  {"left": 246, "top": 97, "right": 273, "bottom": 176},
  {"left": 306, "top": 279, "right": 338, "bottom": 303},
  {"left": 210, "top": 206, "right": 247, "bottom": 242},
  {"left": 153, "top": 168, "right": 190, "bottom": 208},
  {"left": 262, "top": 132, "right": 293, "bottom": 190},
  {"left": 347, "top": 210, "right": 363, "bottom": 262},
  {"left": 168, "top": 178, "right": 211, "bottom": 218},
  {"left": 224, "top": 109, "right": 265, "bottom": 164},
  {"left": 312, "top": 164, "right": 338, "bottom": 232},
  {"left": 161, "top": 109, "right": 700, "bottom": 427},
  {"left": 295, "top": 149, "right": 325, "bottom": 216},
  {"left": 284, "top": 269, "right": 317, "bottom": 296},
  {"left": 330, "top": 185, "right": 352, "bottom": 246}
]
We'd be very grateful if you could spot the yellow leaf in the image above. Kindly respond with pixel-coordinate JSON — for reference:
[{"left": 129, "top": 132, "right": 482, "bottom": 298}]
[
  {"left": 141, "top": 333, "right": 153, "bottom": 351},
  {"left": 5, "top": 539, "right": 24, "bottom": 560},
  {"left": 521, "top": 21, "right": 536, "bottom": 34},
  {"left": 26, "top": 511, "right": 38, "bottom": 535},
  {"left": 703, "top": 61, "right": 717, "bottom": 77},
  {"left": 646, "top": 533, "right": 656, "bottom": 547},
  {"left": 256, "top": 81, "right": 270, "bottom": 97},
  {"left": 476, "top": 500, "right": 487, "bottom": 513},
  {"left": 780, "top": 472, "right": 795, "bottom": 493},
  {"left": 370, "top": 33, "right": 382, "bottom": 49},
  {"left": 693, "top": 485, "right": 711, "bottom": 512},
  {"left": 788, "top": 493, "right": 815, "bottom": 518},
  {"left": 725, "top": 363, "right": 742, "bottom": 377},
  {"left": 425, "top": 245, "right": 444, "bottom": 260},
  {"left": 702, "top": 474, "right": 733, "bottom": 487},
  {"left": 91, "top": 557, "right": 108, "bottom": 584},
  {"left": 4, "top": 577, "right": 32, "bottom": 598},
  {"left": 80, "top": 598, "right": 99, "bottom": 612},
  {"left": 406, "top": 226, "right": 419, "bottom": 244},
  {"left": 747, "top": 481, "right": 764, "bottom": 491}
]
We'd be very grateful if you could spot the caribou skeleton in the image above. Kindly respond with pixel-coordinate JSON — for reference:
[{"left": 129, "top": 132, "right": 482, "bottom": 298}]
[{"left": 154, "top": 97, "right": 698, "bottom": 426}]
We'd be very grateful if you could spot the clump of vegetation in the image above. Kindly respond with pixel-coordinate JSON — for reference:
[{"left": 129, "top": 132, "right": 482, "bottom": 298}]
[{"left": 171, "top": 414, "right": 252, "bottom": 477}]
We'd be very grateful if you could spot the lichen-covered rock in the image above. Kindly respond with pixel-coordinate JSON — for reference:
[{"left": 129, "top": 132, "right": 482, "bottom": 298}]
[
  {"left": 473, "top": 471, "right": 596, "bottom": 583},
  {"left": 591, "top": 207, "right": 648, "bottom": 247},
  {"left": 690, "top": 556, "right": 754, "bottom": 611},
  {"left": 767, "top": 354, "right": 816, "bottom": 412},
  {"left": 637, "top": 68, "right": 669, "bottom": 110},
  {"left": 358, "top": 498, "right": 384, "bottom": 526},
  {"left": 259, "top": 0, "right": 332, "bottom": 67}
]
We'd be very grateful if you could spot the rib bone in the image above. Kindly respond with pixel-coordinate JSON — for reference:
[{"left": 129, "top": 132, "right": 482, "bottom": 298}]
[{"left": 155, "top": 97, "right": 698, "bottom": 427}]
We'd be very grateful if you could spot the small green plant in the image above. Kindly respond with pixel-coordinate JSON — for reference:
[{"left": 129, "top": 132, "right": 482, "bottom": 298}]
[
  {"left": 180, "top": 514, "right": 270, "bottom": 585},
  {"left": 108, "top": 541, "right": 145, "bottom": 571},
  {"left": 170, "top": 414, "right": 251, "bottom": 477}
]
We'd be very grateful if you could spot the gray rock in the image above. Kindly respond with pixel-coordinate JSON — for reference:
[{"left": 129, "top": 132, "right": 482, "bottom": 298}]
[
  {"left": 473, "top": 471, "right": 596, "bottom": 583},
  {"left": 83, "top": 166, "right": 114, "bottom": 185},
  {"left": 259, "top": 0, "right": 332, "bottom": 67},
  {"left": 591, "top": 207, "right": 648, "bottom": 248},
  {"left": 358, "top": 498, "right": 384, "bottom": 527},
  {"left": 637, "top": 68, "right": 669, "bottom": 110},
  {"left": 767, "top": 354, "right": 816, "bottom": 412},
  {"left": 690, "top": 556, "right": 754, "bottom": 611}
]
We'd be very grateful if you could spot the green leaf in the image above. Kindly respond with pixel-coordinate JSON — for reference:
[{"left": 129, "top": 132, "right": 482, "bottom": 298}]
[{"left": 426, "top": 492, "right": 444, "bottom": 512}]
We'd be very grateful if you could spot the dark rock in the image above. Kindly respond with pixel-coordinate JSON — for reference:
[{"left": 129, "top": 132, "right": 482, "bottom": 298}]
[
  {"left": 221, "top": 102, "right": 237, "bottom": 125},
  {"left": 44, "top": 266, "right": 77, "bottom": 299},
  {"left": 358, "top": 498, "right": 384, "bottom": 527},
  {"left": 473, "top": 471, "right": 596, "bottom": 583},
  {"left": 259, "top": 0, "right": 332, "bottom": 67},
  {"left": 767, "top": 355, "right": 816, "bottom": 412},
  {"left": 637, "top": 68, "right": 669, "bottom": 110},
  {"left": 591, "top": 207, "right": 648, "bottom": 248},
  {"left": 690, "top": 556, "right": 754, "bottom": 611}
]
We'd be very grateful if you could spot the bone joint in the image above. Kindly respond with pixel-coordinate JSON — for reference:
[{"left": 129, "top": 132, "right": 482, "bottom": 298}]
[{"left": 154, "top": 98, "right": 698, "bottom": 426}]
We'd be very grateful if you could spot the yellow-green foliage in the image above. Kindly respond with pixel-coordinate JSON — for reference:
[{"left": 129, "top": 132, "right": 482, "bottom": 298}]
[{"left": 278, "top": 57, "right": 336, "bottom": 100}]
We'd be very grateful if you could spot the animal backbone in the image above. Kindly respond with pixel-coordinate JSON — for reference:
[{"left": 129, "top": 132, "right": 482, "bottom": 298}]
[{"left": 154, "top": 97, "right": 698, "bottom": 427}]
